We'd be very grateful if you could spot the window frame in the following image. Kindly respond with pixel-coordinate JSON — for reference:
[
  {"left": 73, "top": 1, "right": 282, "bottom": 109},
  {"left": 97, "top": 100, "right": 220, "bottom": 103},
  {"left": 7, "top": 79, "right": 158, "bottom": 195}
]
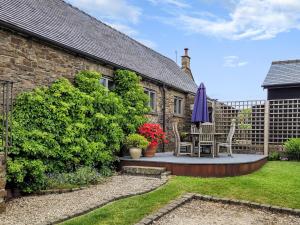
[
  {"left": 100, "top": 76, "right": 115, "bottom": 90},
  {"left": 144, "top": 88, "right": 157, "bottom": 112},
  {"left": 174, "top": 96, "right": 184, "bottom": 115}
]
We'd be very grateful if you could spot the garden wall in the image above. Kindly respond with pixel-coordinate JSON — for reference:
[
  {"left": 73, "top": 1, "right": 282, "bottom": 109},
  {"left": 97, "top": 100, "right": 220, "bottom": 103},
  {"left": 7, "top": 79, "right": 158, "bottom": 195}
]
[
  {"left": 0, "top": 26, "right": 194, "bottom": 152},
  {"left": 0, "top": 153, "right": 6, "bottom": 212}
]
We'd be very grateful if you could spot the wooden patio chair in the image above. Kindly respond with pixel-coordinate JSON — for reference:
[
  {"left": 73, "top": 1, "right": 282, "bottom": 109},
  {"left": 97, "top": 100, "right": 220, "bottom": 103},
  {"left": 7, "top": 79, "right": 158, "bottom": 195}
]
[
  {"left": 197, "top": 122, "right": 215, "bottom": 158},
  {"left": 191, "top": 124, "right": 199, "bottom": 133},
  {"left": 217, "top": 119, "right": 236, "bottom": 156},
  {"left": 172, "top": 121, "right": 193, "bottom": 156}
]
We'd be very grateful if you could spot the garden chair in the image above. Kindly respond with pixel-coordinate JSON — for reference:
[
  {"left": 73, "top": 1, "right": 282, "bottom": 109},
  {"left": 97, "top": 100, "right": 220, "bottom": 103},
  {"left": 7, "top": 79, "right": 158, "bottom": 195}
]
[
  {"left": 217, "top": 119, "right": 236, "bottom": 156},
  {"left": 197, "top": 122, "right": 215, "bottom": 158},
  {"left": 172, "top": 121, "right": 193, "bottom": 156},
  {"left": 191, "top": 124, "right": 199, "bottom": 133}
]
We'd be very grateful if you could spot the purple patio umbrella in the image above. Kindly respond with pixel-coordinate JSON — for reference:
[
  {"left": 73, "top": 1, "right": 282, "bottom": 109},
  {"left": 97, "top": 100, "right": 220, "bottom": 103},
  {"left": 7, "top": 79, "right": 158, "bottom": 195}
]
[{"left": 192, "top": 82, "right": 209, "bottom": 127}]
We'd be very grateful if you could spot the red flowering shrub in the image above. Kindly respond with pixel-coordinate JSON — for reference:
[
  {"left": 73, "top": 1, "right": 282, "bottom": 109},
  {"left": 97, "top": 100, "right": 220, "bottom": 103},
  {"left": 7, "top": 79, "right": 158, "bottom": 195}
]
[{"left": 138, "top": 123, "right": 168, "bottom": 147}]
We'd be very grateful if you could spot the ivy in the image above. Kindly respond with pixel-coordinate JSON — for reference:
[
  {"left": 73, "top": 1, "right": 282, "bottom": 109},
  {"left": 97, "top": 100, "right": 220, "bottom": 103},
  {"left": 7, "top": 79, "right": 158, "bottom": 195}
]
[
  {"left": 7, "top": 70, "right": 149, "bottom": 193},
  {"left": 114, "top": 69, "right": 150, "bottom": 134}
]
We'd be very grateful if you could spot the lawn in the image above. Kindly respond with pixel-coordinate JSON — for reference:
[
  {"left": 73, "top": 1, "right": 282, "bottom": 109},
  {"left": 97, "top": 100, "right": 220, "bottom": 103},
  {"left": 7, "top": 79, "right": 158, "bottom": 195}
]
[{"left": 61, "top": 161, "right": 300, "bottom": 225}]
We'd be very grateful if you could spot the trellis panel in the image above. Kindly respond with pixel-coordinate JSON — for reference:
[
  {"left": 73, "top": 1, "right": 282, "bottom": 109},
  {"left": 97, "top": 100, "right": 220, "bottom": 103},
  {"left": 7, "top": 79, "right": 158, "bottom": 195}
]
[{"left": 215, "top": 100, "right": 265, "bottom": 154}]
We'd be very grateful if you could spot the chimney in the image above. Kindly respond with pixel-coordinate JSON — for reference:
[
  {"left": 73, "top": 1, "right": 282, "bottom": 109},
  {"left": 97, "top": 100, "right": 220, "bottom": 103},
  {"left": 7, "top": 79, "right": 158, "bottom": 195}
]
[{"left": 181, "top": 48, "right": 193, "bottom": 80}]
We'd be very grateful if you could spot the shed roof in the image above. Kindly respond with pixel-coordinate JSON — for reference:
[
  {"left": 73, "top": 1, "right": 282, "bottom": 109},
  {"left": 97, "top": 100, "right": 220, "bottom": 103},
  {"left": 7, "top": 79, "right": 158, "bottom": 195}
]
[
  {"left": 262, "top": 60, "right": 300, "bottom": 88},
  {"left": 0, "top": 0, "right": 198, "bottom": 93}
]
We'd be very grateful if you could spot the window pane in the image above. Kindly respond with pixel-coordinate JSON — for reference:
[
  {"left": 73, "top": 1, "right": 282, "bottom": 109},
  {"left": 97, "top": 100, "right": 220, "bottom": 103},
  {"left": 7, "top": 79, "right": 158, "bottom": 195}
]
[
  {"left": 150, "top": 92, "right": 155, "bottom": 110},
  {"left": 100, "top": 78, "right": 106, "bottom": 86},
  {"left": 108, "top": 80, "right": 115, "bottom": 90},
  {"left": 174, "top": 97, "right": 183, "bottom": 115},
  {"left": 178, "top": 99, "right": 182, "bottom": 114}
]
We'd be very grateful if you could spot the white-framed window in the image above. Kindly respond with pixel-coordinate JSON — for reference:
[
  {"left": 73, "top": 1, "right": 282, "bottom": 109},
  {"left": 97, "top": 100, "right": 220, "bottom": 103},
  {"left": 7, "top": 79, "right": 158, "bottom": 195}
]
[
  {"left": 174, "top": 96, "right": 183, "bottom": 115},
  {"left": 100, "top": 76, "right": 114, "bottom": 90},
  {"left": 144, "top": 88, "right": 156, "bottom": 112}
]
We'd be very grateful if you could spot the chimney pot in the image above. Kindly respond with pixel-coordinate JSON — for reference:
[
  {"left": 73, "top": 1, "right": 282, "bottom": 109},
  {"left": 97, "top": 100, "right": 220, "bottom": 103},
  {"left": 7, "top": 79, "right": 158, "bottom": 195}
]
[{"left": 184, "top": 48, "right": 189, "bottom": 56}]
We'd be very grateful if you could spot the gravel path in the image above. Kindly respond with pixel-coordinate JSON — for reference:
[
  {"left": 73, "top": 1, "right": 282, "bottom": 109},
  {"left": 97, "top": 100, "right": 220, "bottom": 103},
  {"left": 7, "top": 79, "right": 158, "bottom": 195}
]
[
  {"left": 0, "top": 175, "right": 166, "bottom": 225},
  {"left": 156, "top": 200, "right": 300, "bottom": 225}
]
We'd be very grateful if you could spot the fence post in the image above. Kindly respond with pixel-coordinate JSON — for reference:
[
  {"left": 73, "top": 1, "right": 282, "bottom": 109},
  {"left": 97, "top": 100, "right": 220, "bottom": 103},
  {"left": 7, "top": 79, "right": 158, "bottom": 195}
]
[
  {"left": 264, "top": 100, "right": 270, "bottom": 156},
  {"left": 212, "top": 100, "right": 216, "bottom": 123}
]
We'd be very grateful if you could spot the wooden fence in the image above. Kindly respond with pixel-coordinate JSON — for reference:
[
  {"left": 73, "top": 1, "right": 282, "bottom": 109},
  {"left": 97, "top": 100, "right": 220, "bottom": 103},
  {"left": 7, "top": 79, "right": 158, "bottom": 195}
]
[{"left": 214, "top": 99, "right": 300, "bottom": 155}]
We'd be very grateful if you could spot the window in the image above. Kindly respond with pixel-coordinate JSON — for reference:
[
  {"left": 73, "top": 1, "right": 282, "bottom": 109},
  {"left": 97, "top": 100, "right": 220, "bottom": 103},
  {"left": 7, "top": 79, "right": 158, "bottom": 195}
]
[
  {"left": 144, "top": 88, "right": 156, "bottom": 112},
  {"left": 100, "top": 76, "right": 114, "bottom": 90},
  {"left": 174, "top": 96, "right": 183, "bottom": 115}
]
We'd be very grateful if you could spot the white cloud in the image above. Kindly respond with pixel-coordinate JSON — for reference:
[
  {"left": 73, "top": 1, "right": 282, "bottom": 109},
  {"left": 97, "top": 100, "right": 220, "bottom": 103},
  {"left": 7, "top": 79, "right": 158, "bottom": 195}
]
[
  {"left": 108, "top": 23, "right": 139, "bottom": 36},
  {"left": 176, "top": 0, "right": 300, "bottom": 40},
  {"left": 137, "top": 39, "right": 157, "bottom": 49},
  {"left": 148, "top": 0, "right": 190, "bottom": 8},
  {"left": 223, "top": 56, "right": 248, "bottom": 67},
  {"left": 67, "top": 0, "right": 141, "bottom": 24}
]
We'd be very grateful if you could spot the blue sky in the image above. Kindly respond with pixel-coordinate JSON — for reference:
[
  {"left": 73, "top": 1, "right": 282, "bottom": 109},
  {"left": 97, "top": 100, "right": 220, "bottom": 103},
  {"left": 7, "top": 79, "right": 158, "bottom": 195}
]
[{"left": 66, "top": 0, "right": 300, "bottom": 100}]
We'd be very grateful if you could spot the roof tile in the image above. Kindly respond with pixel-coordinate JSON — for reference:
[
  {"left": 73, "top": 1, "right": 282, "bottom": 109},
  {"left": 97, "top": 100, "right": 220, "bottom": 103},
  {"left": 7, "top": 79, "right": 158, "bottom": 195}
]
[
  {"left": 262, "top": 60, "right": 300, "bottom": 87},
  {"left": 0, "top": 0, "right": 198, "bottom": 93}
]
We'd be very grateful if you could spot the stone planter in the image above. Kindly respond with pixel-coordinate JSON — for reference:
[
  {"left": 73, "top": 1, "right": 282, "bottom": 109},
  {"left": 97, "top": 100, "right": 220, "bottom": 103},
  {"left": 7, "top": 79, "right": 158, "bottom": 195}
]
[
  {"left": 144, "top": 145, "right": 158, "bottom": 157},
  {"left": 129, "top": 147, "right": 142, "bottom": 159}
]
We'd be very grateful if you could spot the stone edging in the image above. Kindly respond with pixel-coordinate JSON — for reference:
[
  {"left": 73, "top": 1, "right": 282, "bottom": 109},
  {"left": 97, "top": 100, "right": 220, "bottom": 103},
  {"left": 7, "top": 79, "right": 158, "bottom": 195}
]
[
  {"left": 8, "top": 176, "right": 119, "bottom": 200},
  {"left": 52, "top": 176, "right": 169, "bottom": 225},
  {"left": 136, "top": 193, "right": 300, "bottom": 225},
  {"left": 35, "top": 186, "right": 88, "bottom": 196}
]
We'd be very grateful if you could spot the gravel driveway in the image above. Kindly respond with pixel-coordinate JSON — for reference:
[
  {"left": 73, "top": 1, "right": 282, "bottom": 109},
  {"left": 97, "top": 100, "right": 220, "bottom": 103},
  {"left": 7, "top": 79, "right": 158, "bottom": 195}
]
[
  {"left": 156, "top": 200, "right": 300, "bottom": 225},
  {"left": 0, "top": 175, "right": 165, "bottom": 225}
]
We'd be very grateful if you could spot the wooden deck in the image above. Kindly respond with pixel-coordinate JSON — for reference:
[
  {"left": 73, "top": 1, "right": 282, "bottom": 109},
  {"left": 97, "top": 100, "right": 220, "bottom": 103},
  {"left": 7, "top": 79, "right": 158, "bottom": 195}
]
[{"left": 120, "top": 152, "right": 267, "bottom": 177}]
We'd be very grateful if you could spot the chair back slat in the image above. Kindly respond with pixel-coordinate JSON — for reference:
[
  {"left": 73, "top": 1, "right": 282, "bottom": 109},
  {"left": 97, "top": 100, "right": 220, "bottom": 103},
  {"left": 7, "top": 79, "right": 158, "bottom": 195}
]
[
  {"left": 191, "top": 124, "right": 199, "bottom": 133},
  {"left": 172, "top": 121, "right": 180, "bottom": 154},
  {"left": 226, "top": 119, "right": 236, "bottom": 144},
  {"left": 199, "top": 123, "right": 215, "bottom": 142}
]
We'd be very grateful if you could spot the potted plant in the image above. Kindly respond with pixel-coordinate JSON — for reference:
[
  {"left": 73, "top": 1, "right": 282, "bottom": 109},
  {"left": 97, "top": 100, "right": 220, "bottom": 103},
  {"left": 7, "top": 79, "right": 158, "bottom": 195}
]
[
  {"left": 124, "top": 134, "right": 149, "bottom": 159},
  {"left": 138, "top": 123, "right": 168, "bottom": 157}
]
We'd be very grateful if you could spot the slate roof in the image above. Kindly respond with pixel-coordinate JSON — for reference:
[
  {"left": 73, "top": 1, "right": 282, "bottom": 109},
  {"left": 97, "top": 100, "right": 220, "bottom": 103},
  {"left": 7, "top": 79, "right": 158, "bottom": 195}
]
[
  {"left": 0, "top": 0, "right": 198, "bottom": 93},
  {"left": 262, "top": 60, "right": 300, "bottom": 88}
]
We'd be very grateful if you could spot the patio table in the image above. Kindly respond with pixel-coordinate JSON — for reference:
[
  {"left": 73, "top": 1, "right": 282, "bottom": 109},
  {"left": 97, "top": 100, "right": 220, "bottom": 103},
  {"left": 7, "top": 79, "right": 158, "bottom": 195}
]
[{"left": 189, "top": 132, "right": 223, "bottom": 157}]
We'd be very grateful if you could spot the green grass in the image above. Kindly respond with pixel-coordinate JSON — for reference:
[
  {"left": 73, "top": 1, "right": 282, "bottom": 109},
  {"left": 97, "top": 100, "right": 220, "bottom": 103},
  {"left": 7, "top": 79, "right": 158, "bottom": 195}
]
[{"left": 61, "top": 161, "right": 300, "bottom": 225}]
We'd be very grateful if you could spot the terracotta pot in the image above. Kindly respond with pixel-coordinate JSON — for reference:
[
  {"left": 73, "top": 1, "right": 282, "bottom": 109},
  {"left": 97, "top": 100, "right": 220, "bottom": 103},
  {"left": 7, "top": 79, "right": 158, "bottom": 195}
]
[
  {"left": 129, "top": 147, "right": 142, "bottom": 159},
  {"left": 144, "top": 145, "right": 158, "bottom": 157}
]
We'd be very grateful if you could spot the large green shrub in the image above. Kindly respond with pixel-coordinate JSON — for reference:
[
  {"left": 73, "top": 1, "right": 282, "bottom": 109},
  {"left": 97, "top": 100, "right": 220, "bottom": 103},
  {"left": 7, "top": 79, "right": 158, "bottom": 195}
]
[
  {"left": 284, "top": 138, "right": 300, "bottom": 161},
  {"left": 8, "top": 70, "right": 149, "bottom": 193},
  {"left": 114, "top": 70, "right": 150, "bottom": 135}
]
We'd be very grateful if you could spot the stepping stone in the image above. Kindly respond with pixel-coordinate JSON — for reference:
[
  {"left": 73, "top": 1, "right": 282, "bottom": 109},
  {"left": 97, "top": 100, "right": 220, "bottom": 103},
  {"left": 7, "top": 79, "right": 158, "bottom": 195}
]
[{"left": 122, "top": 166, "right": 167, "bottom": 176}]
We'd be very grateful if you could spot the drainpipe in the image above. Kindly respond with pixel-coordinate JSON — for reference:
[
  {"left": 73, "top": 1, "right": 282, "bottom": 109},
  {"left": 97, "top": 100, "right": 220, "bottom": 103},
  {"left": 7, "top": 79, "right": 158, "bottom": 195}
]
[{"left": 162, "top": 84, "right": 166, "bottom": 152}]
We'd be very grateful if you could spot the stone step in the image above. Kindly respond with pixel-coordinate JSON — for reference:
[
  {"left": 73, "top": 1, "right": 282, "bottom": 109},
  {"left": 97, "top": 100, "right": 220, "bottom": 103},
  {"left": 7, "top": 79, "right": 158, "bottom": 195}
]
[{"left": 122, "top": 166, "right": 167, "bottom": 176}]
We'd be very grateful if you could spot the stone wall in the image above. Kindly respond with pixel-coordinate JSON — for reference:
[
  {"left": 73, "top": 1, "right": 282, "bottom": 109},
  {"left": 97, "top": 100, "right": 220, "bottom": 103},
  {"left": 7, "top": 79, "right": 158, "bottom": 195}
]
[
  {"left": 0, "top": 153, "right": 6, "bottom": 212},
  {"left": 0, "top": 26, "right": 114, "bottom": 97},
  {"left": 0, "top": 26, "right": 194, "bottom": 153}
]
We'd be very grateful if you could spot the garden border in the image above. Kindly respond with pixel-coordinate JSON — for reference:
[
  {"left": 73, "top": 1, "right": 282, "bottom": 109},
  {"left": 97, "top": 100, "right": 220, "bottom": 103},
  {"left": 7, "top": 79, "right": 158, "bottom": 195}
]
[
  {"left": 136, "top": 193, "right": 300, "bottom": 225},
  {"left": 52, "top": 175, "right": 169, "bottom": 225}
]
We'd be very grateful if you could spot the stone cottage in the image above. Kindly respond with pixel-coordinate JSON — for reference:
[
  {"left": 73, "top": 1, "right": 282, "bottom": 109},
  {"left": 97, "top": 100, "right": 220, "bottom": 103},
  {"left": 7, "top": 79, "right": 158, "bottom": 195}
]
[{"left": 0, "top": 0, "right": 198, "bottom": 151}]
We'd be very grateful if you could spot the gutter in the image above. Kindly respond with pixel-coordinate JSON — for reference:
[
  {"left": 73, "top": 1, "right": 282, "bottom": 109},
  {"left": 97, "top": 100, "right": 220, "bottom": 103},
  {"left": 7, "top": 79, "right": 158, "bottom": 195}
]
[
  {"left": 262, "top": 83, "right": 300, "bottom": 89},
  {"left": 162, "top": 84, "right": 166, "bottom": 152},
  {"left": 0, "top": 20, "right": 197, "bottom": 95}
]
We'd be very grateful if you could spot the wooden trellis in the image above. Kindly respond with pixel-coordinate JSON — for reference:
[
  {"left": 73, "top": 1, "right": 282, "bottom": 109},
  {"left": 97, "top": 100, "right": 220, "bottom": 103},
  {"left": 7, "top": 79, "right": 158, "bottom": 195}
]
[
  {"left": 268, "top": 99, "right": 300, "bottom": 151},
  {"left": 214, "top": 99, "right": 300, "bottom": 155},
  {"left": 214, "top": 100, "right": 266, "bottom": 154}
]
